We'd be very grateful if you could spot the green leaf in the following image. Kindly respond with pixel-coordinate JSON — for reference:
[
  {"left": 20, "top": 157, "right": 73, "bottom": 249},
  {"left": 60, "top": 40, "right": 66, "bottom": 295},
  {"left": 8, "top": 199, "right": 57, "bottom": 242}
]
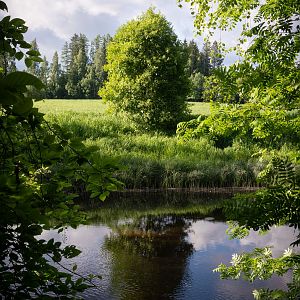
[
  {"left": 0, "top": 1, "right": 8, "bottom": 11},
  {"left": 30, "top": 56, "right": 43, "bottom": 62},
  {"left": 99, "top": 191, "right": 109, "bottom": 201},
  {"left": 25, "top": 57, "right": 32, "bottom": 68},
  {"left": 12, "top": 97, "right": 33, "bottom": 115},
  {"left": 26, "top": 49, "right": 41, "bottom": 56},
  {"left": 11, "top": 18, "right": 25, "bottom": 27},
  {"left": 15, "top": 52, "right": 24, "bottom": 60},
  {"left": 3, "top": 71, "right": 44, "bottom": 90},
  {"left": 0, "top": 88, "right": 19, "bottom": 105},
  {"left": 19, "top": 41, "right": 32, "bottom": 49}
]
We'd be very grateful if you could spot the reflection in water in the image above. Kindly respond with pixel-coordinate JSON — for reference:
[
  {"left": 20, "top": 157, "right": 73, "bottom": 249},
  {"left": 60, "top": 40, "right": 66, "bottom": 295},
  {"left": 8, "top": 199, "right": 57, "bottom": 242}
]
[
  {"left": 40, "top": 198, "right": 298, "bottom": 300},
  {"left": 104, "top": 216, "right": 193, "bottom": 300}
]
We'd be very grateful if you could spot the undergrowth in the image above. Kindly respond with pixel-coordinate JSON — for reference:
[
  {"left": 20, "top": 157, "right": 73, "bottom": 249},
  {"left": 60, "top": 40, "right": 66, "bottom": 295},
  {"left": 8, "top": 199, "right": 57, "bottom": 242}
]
[{"left": 36, "top": 100, "right": 298, "bottom": 189}]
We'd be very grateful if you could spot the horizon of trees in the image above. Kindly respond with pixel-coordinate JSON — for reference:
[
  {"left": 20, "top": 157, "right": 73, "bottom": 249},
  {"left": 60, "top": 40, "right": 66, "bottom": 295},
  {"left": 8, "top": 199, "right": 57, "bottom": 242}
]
[{"left": 6, "top": 33, "right": 224, "bottom": 101}]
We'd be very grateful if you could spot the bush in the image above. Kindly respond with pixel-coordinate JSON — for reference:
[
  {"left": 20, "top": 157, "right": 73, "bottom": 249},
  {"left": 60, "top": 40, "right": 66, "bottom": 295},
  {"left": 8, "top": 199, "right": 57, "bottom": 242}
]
[{"left": 100, "top": 8, "right": 190, "bottom": 131}]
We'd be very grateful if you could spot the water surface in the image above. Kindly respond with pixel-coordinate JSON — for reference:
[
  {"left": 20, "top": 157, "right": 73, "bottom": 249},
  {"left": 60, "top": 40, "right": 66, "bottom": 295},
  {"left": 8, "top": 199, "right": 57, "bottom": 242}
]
[{"left": 41, "top": 194, "right": 297, "bottom": 300}]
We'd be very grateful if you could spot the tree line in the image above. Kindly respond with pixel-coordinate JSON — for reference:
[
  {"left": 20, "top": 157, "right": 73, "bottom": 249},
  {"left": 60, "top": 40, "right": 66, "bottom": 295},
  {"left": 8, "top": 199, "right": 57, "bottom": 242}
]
[{"left": 2, "top": 33, "right": 223, "bottom": 101}]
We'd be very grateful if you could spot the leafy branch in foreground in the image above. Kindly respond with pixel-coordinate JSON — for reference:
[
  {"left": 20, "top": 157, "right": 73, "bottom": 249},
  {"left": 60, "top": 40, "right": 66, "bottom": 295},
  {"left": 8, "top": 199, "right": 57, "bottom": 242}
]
[
  {"left": 215, "top": 157, "right": 300, "bottom": 299},
  {"left": 0, "top": 1, "right": 121, "bottom": 298}
]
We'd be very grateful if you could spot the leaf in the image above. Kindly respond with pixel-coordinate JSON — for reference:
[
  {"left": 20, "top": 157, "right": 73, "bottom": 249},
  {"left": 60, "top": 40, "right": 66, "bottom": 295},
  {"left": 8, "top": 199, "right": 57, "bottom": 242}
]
[
  {"left": 11, "top": 18, "right": 25, "bottom": 27},
  {"left": 3, "top": 71, "right": 44, "bottom": 90},
  {"left": 30, "top": 56, "right": 43, "bottom": 62},
  {"left": 26, "top": 49, "right": 41, "bottom": 57},
  {"left": 15, "top": 52, "right": 24, "bottom": 60},
  {"left": 0, "top": 1, "right": 8, "bottom": 11},
  {"left": 0, "top": 88, "right": 19, "bottom": 105},
  {"left": 19, "top": 41, "right": 31, "bottom": 49},
  {"left": 12, "top": 97, "right": 33, "bottom": 115},
  {"left": 25, "top": 57, "right": 32, "bottom": 68},
  {"left": 99, "top": 191, "right": 109, "bottom": 201}
]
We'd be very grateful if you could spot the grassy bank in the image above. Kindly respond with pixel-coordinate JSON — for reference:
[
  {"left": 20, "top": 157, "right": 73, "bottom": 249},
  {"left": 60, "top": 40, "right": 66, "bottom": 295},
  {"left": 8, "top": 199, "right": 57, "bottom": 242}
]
[{"left": 36, "top": 100, "right": 264, "bottom": 189}]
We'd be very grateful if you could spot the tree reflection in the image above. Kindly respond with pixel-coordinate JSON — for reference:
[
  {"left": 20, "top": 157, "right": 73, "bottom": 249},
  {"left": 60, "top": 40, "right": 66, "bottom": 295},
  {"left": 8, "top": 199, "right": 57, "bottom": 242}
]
[{"left": 103, "top": 215, "right": 194, "bottom": 300}]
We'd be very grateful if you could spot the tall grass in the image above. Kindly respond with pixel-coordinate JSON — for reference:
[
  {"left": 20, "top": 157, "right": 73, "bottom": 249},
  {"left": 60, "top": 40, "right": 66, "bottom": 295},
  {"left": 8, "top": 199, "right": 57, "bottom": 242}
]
[{"left": 36, "top": 100, "right": 263, "bottom": 189}]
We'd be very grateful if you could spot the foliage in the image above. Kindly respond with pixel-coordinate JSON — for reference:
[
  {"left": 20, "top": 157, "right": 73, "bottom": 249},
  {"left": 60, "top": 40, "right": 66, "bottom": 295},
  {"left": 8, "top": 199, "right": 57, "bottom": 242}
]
[
  {"left": 177, "top": 102, "right": 300, "bottom": 149},
  {"left": 178, "top": 0, "right": 300, "bottom": 147},
  {"left": 188, "top": 72, "right": 205, "bottom": 101},
  {"left": 37, "top": 100, "right": 264, "bottom": 189},
  {"left": 183, "top": 39, "right": 223, "bottom": 101},
  {"left": 0, "top": 3, "right": 121, "bottom": 298},
  {"left": 100, "top": 8, "right": 190, "bottom": 130},
  {"left": 215, "top": 248, "right": 300, "bottom": 300},
  {"left": 178, "top": 0, "right": 300, "bottom": 298},
  {"left": 215, "top": 157, "right": 300, "bottom": 299}
]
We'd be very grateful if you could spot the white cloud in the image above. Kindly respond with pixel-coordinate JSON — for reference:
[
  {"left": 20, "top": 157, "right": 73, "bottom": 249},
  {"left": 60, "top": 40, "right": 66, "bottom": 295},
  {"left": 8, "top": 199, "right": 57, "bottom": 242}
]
[
  {"left": 240, "top": 226, "right": 299, "bottom": 257},
  {"left": 2, "top": 0, "right": 240, "bottom": 64}
]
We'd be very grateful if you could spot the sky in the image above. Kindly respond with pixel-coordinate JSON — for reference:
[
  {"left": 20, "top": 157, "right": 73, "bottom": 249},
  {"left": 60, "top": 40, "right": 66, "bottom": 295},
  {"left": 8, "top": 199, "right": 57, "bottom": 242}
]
[{"left": 2, "top": 0, "right": 240, "bottom": 65}]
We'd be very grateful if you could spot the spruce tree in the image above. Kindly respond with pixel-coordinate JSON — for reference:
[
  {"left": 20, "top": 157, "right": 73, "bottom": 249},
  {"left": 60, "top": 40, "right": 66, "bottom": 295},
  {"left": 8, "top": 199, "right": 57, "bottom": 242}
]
[{"left": 210, "top": 41, "right": 223, "bottom": 71}]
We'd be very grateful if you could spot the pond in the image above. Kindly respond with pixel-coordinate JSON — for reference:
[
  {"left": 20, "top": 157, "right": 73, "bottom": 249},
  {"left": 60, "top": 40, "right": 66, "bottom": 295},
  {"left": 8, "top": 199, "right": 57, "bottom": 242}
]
[{"left": 41, "top": 191, "right": 298, "bottom": 300}]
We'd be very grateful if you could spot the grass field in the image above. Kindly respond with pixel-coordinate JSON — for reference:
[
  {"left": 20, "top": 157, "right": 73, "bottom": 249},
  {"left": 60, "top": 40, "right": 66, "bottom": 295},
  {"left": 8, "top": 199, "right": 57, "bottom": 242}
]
[
  {"left": 35, "top": 99, "right": 262, "bottom": 189},
  {"left": 35, "top": 99, "right": 211, "bottom": 116}
]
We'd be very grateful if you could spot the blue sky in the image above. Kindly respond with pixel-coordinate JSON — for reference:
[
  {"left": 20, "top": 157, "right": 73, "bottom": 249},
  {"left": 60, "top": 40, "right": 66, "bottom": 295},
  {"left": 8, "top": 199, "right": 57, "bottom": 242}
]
[{"left": 3, "top": 0, "right": 240, "bottom": 65}]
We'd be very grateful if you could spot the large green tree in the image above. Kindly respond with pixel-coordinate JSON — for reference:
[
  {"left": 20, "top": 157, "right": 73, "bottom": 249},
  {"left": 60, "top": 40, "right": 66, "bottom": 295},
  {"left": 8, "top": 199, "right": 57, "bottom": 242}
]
[
  {"left": 178, "top": 0, "right": 300, "bottom": 298},
  {"left": 100, "top": 8, "right": 190, "bottom": 130}
]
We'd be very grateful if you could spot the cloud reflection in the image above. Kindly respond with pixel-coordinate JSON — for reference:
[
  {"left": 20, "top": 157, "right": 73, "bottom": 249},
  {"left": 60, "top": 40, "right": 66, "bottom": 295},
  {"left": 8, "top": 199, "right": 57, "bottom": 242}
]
[{"left": 188, "top": 220, "right": 299, "bottom": 256}]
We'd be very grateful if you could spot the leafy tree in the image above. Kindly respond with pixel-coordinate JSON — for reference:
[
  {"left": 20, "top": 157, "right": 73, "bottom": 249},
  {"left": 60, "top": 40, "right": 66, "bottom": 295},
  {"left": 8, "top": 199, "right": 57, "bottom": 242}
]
[
  {"left": 215, "top": 158, "right": 300, "bottom": 299},
  {"left": 178, "top": 0, "right": 300, "bottom": 297},
  {"left": 0, "top": 2, "right": 121, "bottom": 297},
  {"left": 188, "top": 72, "right": 205, "bottom": 101},
  {"left": 100, "top": 8, "right": 190, "bottom": 130}
]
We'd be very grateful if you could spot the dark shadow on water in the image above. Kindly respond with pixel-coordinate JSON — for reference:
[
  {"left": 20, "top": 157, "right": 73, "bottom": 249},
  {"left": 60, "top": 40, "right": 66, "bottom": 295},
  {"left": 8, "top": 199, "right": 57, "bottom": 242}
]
[{"left": 104, "top": 215, "right": 194, "bottom": 300}]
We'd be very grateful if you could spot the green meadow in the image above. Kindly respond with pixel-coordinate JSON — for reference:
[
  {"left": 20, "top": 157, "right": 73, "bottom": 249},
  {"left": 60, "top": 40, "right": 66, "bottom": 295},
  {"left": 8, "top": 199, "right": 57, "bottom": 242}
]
[{"left": 36, "top": 99, "right": 263, "bottom": 189}]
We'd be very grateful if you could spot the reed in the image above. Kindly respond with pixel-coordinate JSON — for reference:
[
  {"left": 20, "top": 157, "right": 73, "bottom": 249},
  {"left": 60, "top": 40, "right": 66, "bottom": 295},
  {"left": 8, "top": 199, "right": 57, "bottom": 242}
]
[{"left": 36, "top": 100, "right": 265, "bottom": 189}]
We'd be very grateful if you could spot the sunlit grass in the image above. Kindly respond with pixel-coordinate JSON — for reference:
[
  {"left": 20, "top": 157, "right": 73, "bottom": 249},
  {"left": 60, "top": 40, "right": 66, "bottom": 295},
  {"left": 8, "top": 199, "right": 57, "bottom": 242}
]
[
  {"left": 36, "top": 99, "right": 262, "bottom": 188},
  {"left": 35, "top": 99, "right": 107, "bottom": 113},
  {"left": 35, "top": 99, "right": 210, "bottom": 116}
]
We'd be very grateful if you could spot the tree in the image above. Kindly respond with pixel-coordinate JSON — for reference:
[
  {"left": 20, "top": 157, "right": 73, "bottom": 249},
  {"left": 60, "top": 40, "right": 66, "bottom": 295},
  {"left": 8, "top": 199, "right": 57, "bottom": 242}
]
[
  {"left": 184, "top": 40, "right": 202, "bottom": 75},
  {"left": 178, "top": 0, "right": 300, "bottom": 297},
  {"left": 48, "top": 51, "right": 65, "bottom": 98},
  {"left": 26, "top": 39, "right": 44, "bottom": 99},
  {"left": 183, "top": 39, "right": 223, "bottom": 101},
  {"left": 0, "top": 2, "right": 121, "bottom": 297},
  {"left": 81, "top": 34, "right": 111, "bottom": 98},
  {"left": 210, "top": 41, "right": 223, "bottom": 71},
  {"left": 200, "top": 40, "right": 212, "bottom": 76},
  {"left": 65, "top": 34, "right": 89, "bottom": 98},
  {"left": 100, "top": 8, "right": 190, "bottom": 130},
  {"left": 188, "top": 72, "right": 205, "bottom": 101},
  {"left": 26, "top": 39, "right": 40, "bottom": 76}
]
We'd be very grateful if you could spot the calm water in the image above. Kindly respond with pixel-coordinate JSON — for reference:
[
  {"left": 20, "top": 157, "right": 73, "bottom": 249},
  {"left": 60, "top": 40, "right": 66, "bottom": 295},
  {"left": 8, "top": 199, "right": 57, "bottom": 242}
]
[{"left": 41, "top": 194, "right": 298, "bottom": 300}]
